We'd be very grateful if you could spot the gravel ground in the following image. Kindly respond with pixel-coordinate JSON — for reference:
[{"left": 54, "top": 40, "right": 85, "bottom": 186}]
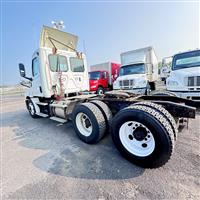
[{"left": 1, "top": 94, "right": 200, "bottom": 200}]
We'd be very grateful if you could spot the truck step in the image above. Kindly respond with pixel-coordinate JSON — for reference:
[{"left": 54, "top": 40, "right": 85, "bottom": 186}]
[
  {"left": 50, "top": 117, "right": 67, "bottom": 123},
  {"left": 36, "top": 102, "right": 48, "bottom": 106},
  {"left": 36, "top": 112, "right": 49, "bottom": 117}
]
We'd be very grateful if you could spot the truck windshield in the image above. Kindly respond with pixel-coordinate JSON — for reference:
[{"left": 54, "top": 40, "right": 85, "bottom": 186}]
[
  {"left": 89, "top": 72, "right": 101, "bottom": 80},
  {"left": 119, "top": 63, "right": 145, "bottom": 76},
  {"left": 172, "top": 50, "right": 200, "bottom": 70}
]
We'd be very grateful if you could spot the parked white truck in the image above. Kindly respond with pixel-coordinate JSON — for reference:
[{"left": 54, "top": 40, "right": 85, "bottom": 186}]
[
  {"left": 113, "top": 46, "right": 158, "bottom": 94},
  {"left": 166, "top": 49, "right": 200, "bottom": 100},
  {"left": 19, "top": 26, "right": 197, "bottom": 168}
]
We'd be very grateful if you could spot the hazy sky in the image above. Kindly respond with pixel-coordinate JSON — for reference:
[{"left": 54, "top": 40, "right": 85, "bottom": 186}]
[{"left": 1, "top": 1, "right": 199, "bottom": 85}]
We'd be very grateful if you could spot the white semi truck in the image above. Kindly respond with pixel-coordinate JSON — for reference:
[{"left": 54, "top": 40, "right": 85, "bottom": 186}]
[
  {"left": 113, "top": 46, "right": 158, "bottom": 94},
  {"left": 166, "top": 49, "right": 200, "bottom": 100},
  {"left": 19, "top": 26, "right": 197, "bottom": 168}
]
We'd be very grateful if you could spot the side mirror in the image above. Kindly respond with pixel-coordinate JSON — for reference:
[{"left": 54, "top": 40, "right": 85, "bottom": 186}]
[
  {"left": 18, "top": 63, "right": 32, "bottom": 81},
  {"left": 19, "top": 63, "right": 26, "bottom": 77}
]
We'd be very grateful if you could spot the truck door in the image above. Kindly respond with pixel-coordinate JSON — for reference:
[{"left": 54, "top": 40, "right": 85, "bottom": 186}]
[
  {"left": 31, "top": 56, "right": 42, "bottom": 96},
  {"left": 101, "top": 71, "right": 108, "bottom": 88}
]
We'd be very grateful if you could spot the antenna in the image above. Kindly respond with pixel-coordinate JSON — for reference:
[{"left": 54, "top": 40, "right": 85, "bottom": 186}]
[{"left": 51, "top": 20, "right": 65, "bottom": 30}]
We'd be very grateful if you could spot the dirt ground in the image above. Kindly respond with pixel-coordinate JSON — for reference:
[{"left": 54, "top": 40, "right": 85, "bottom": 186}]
[{"left": 1, "top": 95, "right": 200, "bottom": 199}]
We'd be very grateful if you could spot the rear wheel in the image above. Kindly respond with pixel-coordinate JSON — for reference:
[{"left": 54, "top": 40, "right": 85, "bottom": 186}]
[
  {"left": 111, "top": 105, "right": 174, "bottom": 168},
  {"left": 134, "top": 102, "right": 178, "bottom": 140},
  {"left": 90, "top": 100, "right": 112, "bottom": 130},
  {"left": 72, "top": 102, "right": 106, "bottom": 144}
]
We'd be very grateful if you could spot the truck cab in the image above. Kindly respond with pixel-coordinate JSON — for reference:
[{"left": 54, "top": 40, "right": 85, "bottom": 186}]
[
  {"left": 19, "top": 26, "right": 89, "bottom": 100},
  {"left": 89, "top": 70, "right": 109, "bottom": 94},
  {"left": 113, "top": 46, "right": 158, "bottom": 94},
  {"left": 166, "top": 49, "right": 200, "bottom": 100}
]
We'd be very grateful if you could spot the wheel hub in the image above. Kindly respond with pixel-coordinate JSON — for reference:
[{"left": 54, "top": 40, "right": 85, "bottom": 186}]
[
  {"left": 85, "top": 118, "right": 91, "bottom": 128},
  {"left": 133, "top": 127, "right": 148, "bottom": 141},
  {"left": 75, "top": 112, "right": 93, "bottom": 137},
  {"left": 119, "top": 121, "right": 156, "bottom": 157}
]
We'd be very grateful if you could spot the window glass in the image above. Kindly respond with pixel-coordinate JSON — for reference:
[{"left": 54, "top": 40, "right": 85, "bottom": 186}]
[
  {"left": 89, "top": 71, "right": 101, "bottom": 80},
  {"left": 102, "top": 72, "right": 106, "bottom": 79},
  {"left": 120, "top": 63, "right": 145, "bottom": 76},
  {"left": 59, "top": 56, "right": 68, "bottom": 72},
  {"left": 70, "top": 57, "right": 84, "bottom": 72},
  {"left": 48, "top": 54, "right": 68, "bottom": 72},
  {"left": 32, "top": 57, "right": 39, "bottom": 76},
  {"left": 172, "top": 50, "right": 200, "bottom": 70},
  {"left": 49, "top": 55, "right": 58, "bottom": 72}
]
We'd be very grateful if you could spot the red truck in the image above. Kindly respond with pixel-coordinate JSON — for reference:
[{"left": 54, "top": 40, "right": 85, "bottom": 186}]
[{"left": 89, "top": 62, "right": 120, "bottom": 94}]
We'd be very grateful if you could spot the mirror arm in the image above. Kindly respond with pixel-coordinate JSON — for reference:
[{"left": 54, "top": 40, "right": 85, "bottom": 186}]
[{"left": 24, "top": 77, "right": 33, "bottom": 81}]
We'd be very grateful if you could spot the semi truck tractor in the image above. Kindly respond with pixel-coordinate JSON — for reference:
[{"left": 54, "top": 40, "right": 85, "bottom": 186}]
[
  {"left": 166, "top": 49, "right": 200, "bottom": 100},
  {"left": 89, "top": 62, "right": 120, "bottom": 94},
  {"left": 113, "top": 46, "right": 158, "bottom": 94},
  {"left": 19, "top": 26, "right": 197, "bottom": 168}
]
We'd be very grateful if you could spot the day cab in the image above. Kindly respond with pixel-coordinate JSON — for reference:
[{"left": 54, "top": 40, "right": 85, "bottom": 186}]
[{"left": 19, "top": 26, "right": 89, "bottom": 100}]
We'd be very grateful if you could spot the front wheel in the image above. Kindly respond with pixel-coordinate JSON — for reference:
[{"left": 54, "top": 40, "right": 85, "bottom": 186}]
[
  {"left": 111, "top": 104, "right": 174, "bottom": 168},
  {"left": 27, "top": 99, "right": 39, "bottom": 118},
  {"left": 97, "top": 87, "right": 104, "bottom": 95}
]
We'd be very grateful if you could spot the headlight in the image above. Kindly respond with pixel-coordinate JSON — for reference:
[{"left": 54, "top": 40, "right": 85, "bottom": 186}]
[
  {"left": 135, "top": 79, "right": 147, "bottom": 87},
  {"left": 167, "top": 80, "right": 179, "bottom": 86}
]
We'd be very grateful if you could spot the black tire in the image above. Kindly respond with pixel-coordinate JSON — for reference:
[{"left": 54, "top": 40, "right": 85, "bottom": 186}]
[
  {"left": 90, "top": 100, "right": 113, "bottom": 131},
  {"left": 72, "top": 102, "right": 106, "bottom": 144},
  {"left": 134, "top": 102, "right": 178, "bottom": 140},
  {"left": 27, "top": 99, "right": 39, "bottom": 118},
  {"left": 97, "top": 87, "right": 104, "bottom": 95},
  {"left": 111, "top": 105, "right": 174, "bottom": 168}
]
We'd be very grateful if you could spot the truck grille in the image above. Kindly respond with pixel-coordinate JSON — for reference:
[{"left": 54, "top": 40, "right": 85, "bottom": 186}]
[
  {"left": 119, "top": 80, "right": 134, "bottom": 88},
  {"left": 187, "top": 76, "right": 200, "bottom": 86}
]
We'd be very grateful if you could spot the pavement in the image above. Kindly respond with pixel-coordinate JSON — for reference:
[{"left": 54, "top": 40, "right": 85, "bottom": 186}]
[{"left": 1, "top": 94, "right": 200, "bottom": 199}]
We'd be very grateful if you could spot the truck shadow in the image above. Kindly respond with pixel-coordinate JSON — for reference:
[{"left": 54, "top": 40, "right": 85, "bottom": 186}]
[{"left": 3, "top": 110, "right": 144, "bottom": 180}]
